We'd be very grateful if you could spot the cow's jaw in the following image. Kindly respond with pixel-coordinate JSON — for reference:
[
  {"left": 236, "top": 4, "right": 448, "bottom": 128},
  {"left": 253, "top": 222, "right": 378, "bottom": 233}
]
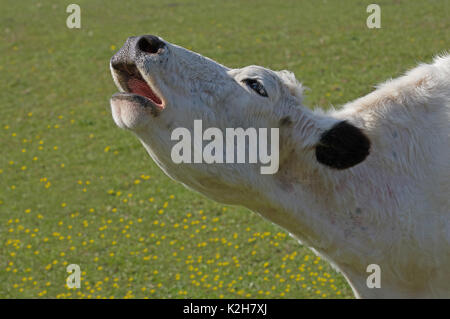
[
  {"left": 111, "top": 61, "right": 164, "bottom": 108},
  {"left": 110, "top": 61, "right": 166, "bottom": 129},
  {"left": 109, "top": 35, "right": 171, "bottom": 130}
]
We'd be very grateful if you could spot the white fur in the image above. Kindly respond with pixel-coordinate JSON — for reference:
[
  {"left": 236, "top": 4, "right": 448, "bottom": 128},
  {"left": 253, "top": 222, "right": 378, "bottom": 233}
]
[{"left": 110, "top": 36, "right": 450, "bottom": 298}]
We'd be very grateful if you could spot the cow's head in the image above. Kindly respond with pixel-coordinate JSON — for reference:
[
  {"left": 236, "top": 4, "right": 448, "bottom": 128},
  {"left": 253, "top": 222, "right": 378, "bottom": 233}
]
[{"left": 110, "top": 35, "right": 370, "bottom": 204}]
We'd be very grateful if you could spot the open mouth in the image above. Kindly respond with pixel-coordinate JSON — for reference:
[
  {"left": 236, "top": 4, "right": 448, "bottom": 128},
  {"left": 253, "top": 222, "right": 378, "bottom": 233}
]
[{"left": 112, "top": 63, "right": 164, "bottom": 109}]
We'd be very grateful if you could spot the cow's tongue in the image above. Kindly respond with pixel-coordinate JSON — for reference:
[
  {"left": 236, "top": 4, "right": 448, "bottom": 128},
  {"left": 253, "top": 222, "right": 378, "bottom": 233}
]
[{"left": 127, "top": 77, "right": 162, "bottom": 105}]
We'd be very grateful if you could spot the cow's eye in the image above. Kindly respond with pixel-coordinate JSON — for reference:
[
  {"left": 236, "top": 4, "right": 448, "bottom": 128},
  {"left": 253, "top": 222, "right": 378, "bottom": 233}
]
[{"left": 242, "top": 78, "right": 268, "bottom": 97}]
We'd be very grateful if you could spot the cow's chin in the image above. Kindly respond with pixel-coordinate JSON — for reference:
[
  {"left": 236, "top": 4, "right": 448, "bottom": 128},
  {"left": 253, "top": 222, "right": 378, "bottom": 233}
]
[{"left": 110, "top": 93, "right": 157, "bottom": 130}]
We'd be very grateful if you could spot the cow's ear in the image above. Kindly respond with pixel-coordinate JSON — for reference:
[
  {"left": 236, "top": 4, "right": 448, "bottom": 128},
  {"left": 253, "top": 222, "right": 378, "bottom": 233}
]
[{"left": 315, "top": 121, "right": 371, "bottom": 169}]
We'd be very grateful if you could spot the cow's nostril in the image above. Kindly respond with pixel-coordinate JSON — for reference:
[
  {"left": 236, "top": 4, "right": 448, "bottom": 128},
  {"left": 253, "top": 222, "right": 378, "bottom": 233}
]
[{"left": 137, "top": 35, "right": 165, "bottom": 54}]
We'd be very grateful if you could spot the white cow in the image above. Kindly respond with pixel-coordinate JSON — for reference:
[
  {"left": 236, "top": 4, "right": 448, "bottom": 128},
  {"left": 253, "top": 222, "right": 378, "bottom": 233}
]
[{"left": 110, "top": 35, "right": 450, "bottom": 298}]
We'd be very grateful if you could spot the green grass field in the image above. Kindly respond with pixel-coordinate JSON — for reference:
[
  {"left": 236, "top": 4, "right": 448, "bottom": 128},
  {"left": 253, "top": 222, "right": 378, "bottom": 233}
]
[{"left": 0, "top": 0, "right": 448, "bottom": 299}]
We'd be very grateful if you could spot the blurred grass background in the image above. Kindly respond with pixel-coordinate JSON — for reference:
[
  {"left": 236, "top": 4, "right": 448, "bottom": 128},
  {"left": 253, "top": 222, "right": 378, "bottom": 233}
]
[{"left": 0, "top": 0, "right": 448, "bottom": 298}]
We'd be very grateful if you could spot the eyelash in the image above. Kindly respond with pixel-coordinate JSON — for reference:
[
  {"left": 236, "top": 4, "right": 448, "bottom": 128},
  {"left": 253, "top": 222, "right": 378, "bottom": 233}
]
[{"left": 242, "top": 79, "right": 268, "bottom": 97}]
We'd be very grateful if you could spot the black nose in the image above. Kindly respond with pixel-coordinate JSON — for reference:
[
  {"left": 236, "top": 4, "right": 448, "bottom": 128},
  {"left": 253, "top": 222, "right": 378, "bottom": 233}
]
[{"left": 136, "top": 35, "right": 165, "bottom": 54}]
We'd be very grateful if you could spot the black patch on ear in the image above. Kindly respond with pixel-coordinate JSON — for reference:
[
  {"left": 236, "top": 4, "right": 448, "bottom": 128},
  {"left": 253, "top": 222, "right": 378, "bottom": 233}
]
[
  {"left": 315, "top": 121, "right": 370, "bottom": 169},
  {"left": 279, "top": 116, "right": 293, "bottom": 127}
]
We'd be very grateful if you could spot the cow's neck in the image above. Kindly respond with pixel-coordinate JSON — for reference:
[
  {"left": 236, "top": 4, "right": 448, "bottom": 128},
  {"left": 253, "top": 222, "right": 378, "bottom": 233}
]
[{"left": 245, "top": 135, "right": 394, "bottom": 297}]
